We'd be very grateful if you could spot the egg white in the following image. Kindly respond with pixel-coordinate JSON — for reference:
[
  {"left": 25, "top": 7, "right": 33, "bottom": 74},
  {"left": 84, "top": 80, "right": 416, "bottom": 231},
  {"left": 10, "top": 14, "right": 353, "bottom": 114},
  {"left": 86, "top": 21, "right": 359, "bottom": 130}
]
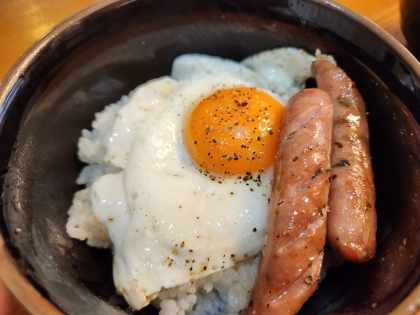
[
  {"left": 91, "top": 74, "right": 279, "bottom": 309},
  {"left": 86, "top": 49, "right": 316, "bottom": 310}
]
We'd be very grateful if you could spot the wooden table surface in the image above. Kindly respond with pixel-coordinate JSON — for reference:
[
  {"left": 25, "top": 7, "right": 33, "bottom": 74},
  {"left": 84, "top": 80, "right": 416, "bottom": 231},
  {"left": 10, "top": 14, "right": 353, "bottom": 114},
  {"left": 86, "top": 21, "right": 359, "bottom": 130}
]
[
  {"left": 0, "top": 0, "right": 410, "bottom": 314},
  {"left": 0, "top": 0, "right": 406, "bottom": 82}
]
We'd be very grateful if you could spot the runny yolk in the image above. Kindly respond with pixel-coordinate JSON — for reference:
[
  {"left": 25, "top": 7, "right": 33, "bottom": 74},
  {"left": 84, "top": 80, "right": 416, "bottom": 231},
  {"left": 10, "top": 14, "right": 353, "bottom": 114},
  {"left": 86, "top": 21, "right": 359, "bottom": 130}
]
[{"left": 184, "top": 87, "right": 285, "bottom": 176}]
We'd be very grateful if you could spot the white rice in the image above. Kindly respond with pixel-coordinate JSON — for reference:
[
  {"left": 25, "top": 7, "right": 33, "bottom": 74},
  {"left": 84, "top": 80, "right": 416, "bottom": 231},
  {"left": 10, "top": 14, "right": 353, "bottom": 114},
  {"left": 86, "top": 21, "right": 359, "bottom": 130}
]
[
  {"left": 66, "top": 98, "right": 129, "bottom": 249},
  {"left": 152, "top": 256, "right": 259, "bottom": 315}
]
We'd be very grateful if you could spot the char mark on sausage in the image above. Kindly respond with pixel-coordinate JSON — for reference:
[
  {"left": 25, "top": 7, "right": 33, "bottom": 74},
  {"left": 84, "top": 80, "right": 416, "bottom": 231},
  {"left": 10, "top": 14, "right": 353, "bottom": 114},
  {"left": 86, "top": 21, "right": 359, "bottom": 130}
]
[
  {"left": 242, "top": 88, "right": 333, "bottom": 315},
  {"left": 312, "top": 59, "right": 377, "bottom": 263}
]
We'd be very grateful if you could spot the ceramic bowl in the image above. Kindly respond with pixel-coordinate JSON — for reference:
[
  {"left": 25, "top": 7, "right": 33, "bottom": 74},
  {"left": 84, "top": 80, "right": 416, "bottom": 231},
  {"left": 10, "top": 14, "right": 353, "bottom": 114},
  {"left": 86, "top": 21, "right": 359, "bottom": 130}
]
[
  {"left": 1, "top": 0, "right": 420, "bottom": 314},
  {"left": 400, "top": 0, "right": 420, "bottom": 59}
]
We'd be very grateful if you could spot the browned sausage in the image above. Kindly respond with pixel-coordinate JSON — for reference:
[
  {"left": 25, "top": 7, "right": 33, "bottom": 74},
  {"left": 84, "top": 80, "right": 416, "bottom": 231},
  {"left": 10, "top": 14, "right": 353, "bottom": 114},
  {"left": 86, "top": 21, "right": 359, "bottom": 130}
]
[
  {"left": 242, "top": 88, "right": 333, "bottom": 315},
  {"left": 312, "top": 59, "right": 377, "bottom": 263}
]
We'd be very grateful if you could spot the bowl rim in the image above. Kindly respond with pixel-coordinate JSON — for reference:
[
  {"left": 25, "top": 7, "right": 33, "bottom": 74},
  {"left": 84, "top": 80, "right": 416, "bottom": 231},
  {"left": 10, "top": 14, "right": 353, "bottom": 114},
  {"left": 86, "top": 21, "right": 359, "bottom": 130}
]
[
  {"left": 0, "top": 236, "right": 64, "bottom": 315},
  {"left": 0, "top": 0, "right": 419, "bottom": 314}
]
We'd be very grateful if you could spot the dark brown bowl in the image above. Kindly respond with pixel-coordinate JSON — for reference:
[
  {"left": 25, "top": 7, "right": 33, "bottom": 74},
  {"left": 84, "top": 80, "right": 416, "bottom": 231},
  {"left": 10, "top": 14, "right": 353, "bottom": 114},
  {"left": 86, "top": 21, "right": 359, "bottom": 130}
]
[
  {"left": 400, "top": 0, "right": 420, "bottom": 60},
  {"left": 1, "top": 0, "right": 420, "bottom": 314}
]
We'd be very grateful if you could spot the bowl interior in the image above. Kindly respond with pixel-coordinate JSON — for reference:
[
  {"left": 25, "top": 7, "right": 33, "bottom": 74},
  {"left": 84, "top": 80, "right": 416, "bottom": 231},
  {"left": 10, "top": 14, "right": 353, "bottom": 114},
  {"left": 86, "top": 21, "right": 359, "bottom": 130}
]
[{"left": 1, "top": 0, "right": 420, "bottom": 314}]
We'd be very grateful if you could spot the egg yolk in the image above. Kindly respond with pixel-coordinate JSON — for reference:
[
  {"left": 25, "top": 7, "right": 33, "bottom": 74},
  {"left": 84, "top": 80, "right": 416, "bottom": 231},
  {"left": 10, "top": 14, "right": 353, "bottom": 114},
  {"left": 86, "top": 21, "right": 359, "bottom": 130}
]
[{"left": 184, "top": 87, "right": 285, "bottom": 176}]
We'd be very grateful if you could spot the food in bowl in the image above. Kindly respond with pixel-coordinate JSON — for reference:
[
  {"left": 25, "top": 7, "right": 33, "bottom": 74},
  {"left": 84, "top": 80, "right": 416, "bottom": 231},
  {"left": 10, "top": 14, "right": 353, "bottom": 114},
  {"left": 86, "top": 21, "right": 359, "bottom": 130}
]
[
  {"left": 66, "top": 47, "right": 375, "bottom": 315},
  {"left": 312, "top": 60, "right": 377, "bottom": 263},
  {"left": 245, "top": 88, "right": 334, "bottom": 315},
  {"left": 1, "top": 0, "right": 419, "bottom": 314},
  {"left": 244, "top": 59, "right": 377, "bottom": 315}
]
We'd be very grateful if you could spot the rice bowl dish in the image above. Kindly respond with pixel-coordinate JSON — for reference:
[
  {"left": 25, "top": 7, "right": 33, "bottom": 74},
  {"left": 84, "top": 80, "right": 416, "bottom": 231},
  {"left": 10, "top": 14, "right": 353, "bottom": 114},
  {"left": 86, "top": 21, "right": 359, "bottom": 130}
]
[
  {"left": 66, "top": 47, "right": 333, "bottom": 314},
  {"left": 0, "top": 0, "right": 419, "bottom": 314}
]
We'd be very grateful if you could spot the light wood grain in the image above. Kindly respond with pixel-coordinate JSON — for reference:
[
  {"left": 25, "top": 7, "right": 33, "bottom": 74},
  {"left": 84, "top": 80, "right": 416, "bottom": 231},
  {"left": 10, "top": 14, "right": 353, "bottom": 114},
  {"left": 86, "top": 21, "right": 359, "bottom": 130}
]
[
  {"left": 338, "top": 0, "right": 405, "bottom": 44},
  {"left": 0, "top": 0, "right": 97, "bottom": 81},
  {"left": 0, "top": 280, "right": 29, "bottom": 315},
  {"left": 0, "top": 0, "right": 405, "bottom": 82},
  {"left": 0, "top": 237, "right": 63, "bottom": 315}
]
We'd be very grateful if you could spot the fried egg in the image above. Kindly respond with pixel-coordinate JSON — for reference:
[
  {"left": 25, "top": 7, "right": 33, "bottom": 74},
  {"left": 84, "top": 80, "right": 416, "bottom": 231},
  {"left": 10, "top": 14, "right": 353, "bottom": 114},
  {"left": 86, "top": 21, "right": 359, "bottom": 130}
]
[{"left": 87, "top": 49, "right": 316, "bottom": 309}]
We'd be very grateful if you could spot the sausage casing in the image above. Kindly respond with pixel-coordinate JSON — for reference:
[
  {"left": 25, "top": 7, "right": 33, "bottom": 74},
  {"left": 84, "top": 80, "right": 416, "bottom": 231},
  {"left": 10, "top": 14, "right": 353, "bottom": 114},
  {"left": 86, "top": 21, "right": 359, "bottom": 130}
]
[
  {"left": 242, "top": 88, "right": 333, "bottom": 315},
  {"left": 312, "top": 59, "right": 377, "bottom": 263}
]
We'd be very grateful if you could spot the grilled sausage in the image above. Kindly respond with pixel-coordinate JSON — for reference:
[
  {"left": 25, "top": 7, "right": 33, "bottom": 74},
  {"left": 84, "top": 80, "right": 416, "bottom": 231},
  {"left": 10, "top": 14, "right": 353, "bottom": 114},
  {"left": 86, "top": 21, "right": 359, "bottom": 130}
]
[
  {"left": 312, "top": 59, "right": 377, "bottom": 263},
  {"left": 242, "top": 88, "right": 333, "bottom": 315}
]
